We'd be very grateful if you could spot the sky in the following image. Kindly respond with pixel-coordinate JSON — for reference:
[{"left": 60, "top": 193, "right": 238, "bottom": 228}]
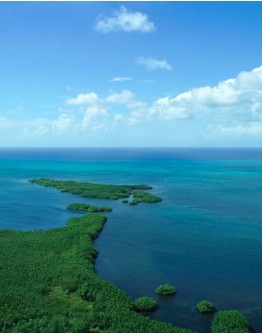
[{"left": 1, "top": 1, "right": 262, "bottom": 147}]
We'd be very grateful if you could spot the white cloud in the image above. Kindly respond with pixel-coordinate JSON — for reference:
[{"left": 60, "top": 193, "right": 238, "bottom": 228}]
[
  {"left": 23, "top": 115, "right": 73, "bottom": 137},
  {"left": 18, "top": 65, "right": 262, "bottom": 142},
  {"left": 150, "top": 97, "right": 191, "bottom": 120},
  {"left": 126, "top": 99, "right": 147, "bottom": 110},
  {"left": 220, "top": 123, "right": 262, "bottom": 135},
  {"left": 24, "top": 124, "right": 50, "bottom": 136},
  {"left": 107, "top": 90, "right": 134, "bottom": 103},
  {"left": 106, "top": 90, "right": 148, "bottom": 125},
  {"left": 80, "top": 106, "right": 108, "bottom": 130},
  {"left": 150, "top": 65, "right": 262, "bottom": 124},
  {"left": 23, "top": 118, "right": 52, "bottom": 136},
  {"left": 127, "top": 110, "right": 146, "bottom": 126},
  {"left": 66, "top": 92, "right": 100, "bottom": 105},
  {"left": 87, "top": 106, "right": 108, "bottom": 117},
  {"left": 127, "top": 116, "right": 140, "bottom": 126},
  {"left": 136, "top": 56, "right": 172, "bottom": 71},
  {"left": 52, "top": 113, "right": 73, "bottom": 135},
  {"left": 110, "top": 77, "right": 133, "bottom": 82},
  {"left": 95, "top": 6, "right": 155, "bottom": 33}
]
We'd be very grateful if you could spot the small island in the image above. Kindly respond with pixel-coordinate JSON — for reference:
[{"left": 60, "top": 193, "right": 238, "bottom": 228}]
[
  {"left": 67, "top": 203, "right": 113, "bottom": 213},
  {"left": 129, "top": 190, "right": 162, "bottom": 205},
  {"left": 134, "top": 296, "right": 158, "bottom": 311},
  {"left": 196, "top": 300, "right": 215, "bottom": 313},
  {"left": 211, "top": 310, "right": 250, "bottom": 333},
  {"left": 156, "top": 284, "right": 176, "bottom": 296}
]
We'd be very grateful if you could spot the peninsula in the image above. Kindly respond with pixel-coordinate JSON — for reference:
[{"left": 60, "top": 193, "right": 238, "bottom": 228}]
[{"left": 0, "top": 178, "right": 189, "bottom": 332}]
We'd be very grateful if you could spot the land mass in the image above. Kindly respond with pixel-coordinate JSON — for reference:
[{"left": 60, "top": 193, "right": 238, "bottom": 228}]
[
  {"left": 29, "top": 178, "right": 155, "bottom": 202},
  {"left": 67, "top": 203, "right": 113, "bottom": 213},
  {"left": 0, "top": 178, "right": 189, "bottom": 333}
]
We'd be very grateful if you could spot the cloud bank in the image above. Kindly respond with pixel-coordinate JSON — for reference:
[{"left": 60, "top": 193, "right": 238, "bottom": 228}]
[
  {"left": 150, "top": 66, "right": 262, "bottom": 125},
  {"left": 5, "top": 65, "right": 262, "bottom": 145}
]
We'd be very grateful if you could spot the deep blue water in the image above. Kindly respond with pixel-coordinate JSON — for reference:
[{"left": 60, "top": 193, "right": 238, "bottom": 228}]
[{"left": 0, "top": 148, "right": 262, "bottom": 332}]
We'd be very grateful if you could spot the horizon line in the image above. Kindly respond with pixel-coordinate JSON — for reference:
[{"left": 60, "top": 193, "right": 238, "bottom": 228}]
[{"left": 0, "top": 146, "right": 262, "bottom": 150}]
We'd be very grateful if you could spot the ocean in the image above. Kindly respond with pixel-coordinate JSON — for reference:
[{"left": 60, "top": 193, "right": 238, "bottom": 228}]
[{"left": 0, "top": 147, "right": 262, "bottom": 332}]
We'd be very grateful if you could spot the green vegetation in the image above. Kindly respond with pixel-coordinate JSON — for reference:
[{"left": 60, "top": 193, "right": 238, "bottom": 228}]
[
  {"left": 0, "top": 213, "right": 189, "bottom": 333},
  {"left": 156, "top": 284, "right": 176, "bottom": 296},
  {"left": 133, "top": 297, "right": 158, "bottom": 311},
  {"left": 0, "top": 179, "right": 189, "bottom": 333},
  {"left": 29, "top": 178, "right": 153, "bottom": 200},
  {"left": 211, "top": 310, "right": 250, "bottom": 333},
  {"left": 67, "top": 203, "right": 112, "bottom": 213},
  {"left": 129, "top": 200, "right": 138, "bottom": 205},
  {"left": 29, "top": 178, "right": 162, "bottom": 205},
  {"left": 196, "top": 300, "right": 215, "bottom": 313},
  {"left": 122, "top": 199, "right": 129, "bottom": 204},
  {"left": 129, "top": 190, "right": 162, "bottom": 205}
]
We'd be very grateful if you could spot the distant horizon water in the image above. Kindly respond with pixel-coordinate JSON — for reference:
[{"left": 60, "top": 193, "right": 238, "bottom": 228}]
[{"left": 0, "top": 147, "right": 261, "bottom": 332}]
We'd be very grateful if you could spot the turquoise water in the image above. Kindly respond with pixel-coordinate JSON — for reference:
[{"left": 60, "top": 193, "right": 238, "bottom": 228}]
[{"left": 0, "top": 148, "right": 262, "bottom": 332}]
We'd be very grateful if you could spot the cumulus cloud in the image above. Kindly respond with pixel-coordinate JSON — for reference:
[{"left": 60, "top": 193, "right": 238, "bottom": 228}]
[
  {"left": 23, "top": 119, "right": 52, "bottom": 136},
  {"left": 106, "top": 90, "right": 148, "bottom": 125},
  {"left": 109, "top": 77, "right": 133, "bottom": 82},
  {"left": 106, "top": 90, "right": 135, "bottom": 104},
  {"left": 23, "top": 115, "right": 73, "bottom": 137},
  {"left": 95, "top": 6, "right": 155, "bottom": 33},
  {"left": 136, "top": 56, "right": 172, "bottom": 71},
  {"left": 52, "top": 113, "right": 73, "bottom": 135},
  {"left": 80, "top": 106, "right": 108, "bottom": 130},
  {"left": 150, "top": 97, "right": 191, "bottom": 120},
  {"left": 66, "top": 92, "right": 100, "bottom": 105},
  {"left": 127, "top": 110, "right": 146, "bottom": 125},
  {"left": 20, "top": 65, "right": 262, "bottom": 141},
  {"left": 150, "top": 65, "right": 262, "bottom": 124}
]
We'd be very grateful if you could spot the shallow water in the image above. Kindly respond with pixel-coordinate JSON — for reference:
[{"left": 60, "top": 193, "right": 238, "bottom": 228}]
[{"left": 0, "top": 147, "right": 262, "bottom": 332}]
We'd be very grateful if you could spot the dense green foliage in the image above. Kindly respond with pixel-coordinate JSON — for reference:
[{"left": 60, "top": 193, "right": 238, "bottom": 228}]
[
  {"left": 122, "top": 199, "right": 129, "bottom": 204},
  {"left": 196, "top": 300, "right": 215, "bottom": 313},
  {"left": 156, "top": 284, "right": 176, "bottom": 296},
  {"left": 0, "top": 179, "right": 189, "bottom": 333},
  {"left": 67, "top": 202, "right": 112, "bottom": 213},
  {"left": 129, "top": 200, "right": 138, "bottom": 205},
  {"left": 133, "top": 297, "right": 158, "bottom": 311},
  {"left": 211, "top": 310, "right": 249, "bottom": 333},
  {"left": 29, "top": 178, "right": 153, "bottom": 200},
  {"left": 129, "top": 190, "right": 162, "bottom": 205},
  {"left": 30, "top": 178, "right": 162, "bottom": 206}
]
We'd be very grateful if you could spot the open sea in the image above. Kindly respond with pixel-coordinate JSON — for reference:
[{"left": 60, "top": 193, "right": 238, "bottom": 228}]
[{"left": 0, "top": 147, "right": 262, "bottom": 332}]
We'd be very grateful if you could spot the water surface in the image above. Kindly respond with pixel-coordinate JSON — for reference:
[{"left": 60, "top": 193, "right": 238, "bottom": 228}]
[{"left": 0, "top": 148, "right": 261, "bottom": 332}]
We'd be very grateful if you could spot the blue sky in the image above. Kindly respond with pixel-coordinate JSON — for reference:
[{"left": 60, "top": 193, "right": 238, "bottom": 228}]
[{"left": 1, "top": 1, "right": 262, "bottom": 147}]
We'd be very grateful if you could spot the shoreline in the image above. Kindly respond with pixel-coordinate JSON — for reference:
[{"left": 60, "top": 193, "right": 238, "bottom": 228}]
[{"left": 0, "top": 178, "right": 189, "bottom": 333}]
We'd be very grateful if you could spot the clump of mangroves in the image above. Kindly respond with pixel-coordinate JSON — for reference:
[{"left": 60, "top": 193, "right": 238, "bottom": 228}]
[
  {"left": 67, "top": 203, "right": 112, "bottom": 213},
  {"left": 29, "top": 178, "right": 155, "bottom": 201}
]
